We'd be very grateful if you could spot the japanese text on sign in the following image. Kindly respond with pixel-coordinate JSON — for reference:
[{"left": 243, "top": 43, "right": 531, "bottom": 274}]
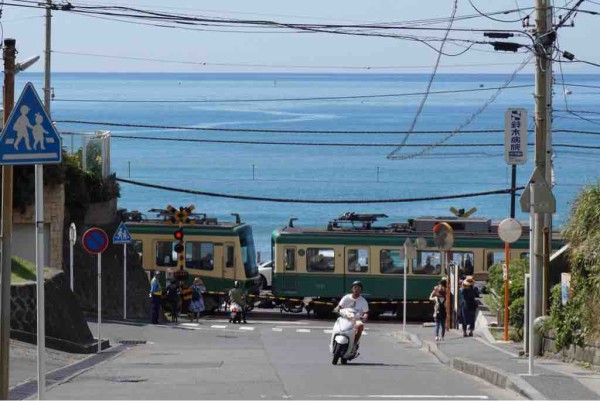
[{"left": 504, "top": 108, "right": 528, "bottom": 165}]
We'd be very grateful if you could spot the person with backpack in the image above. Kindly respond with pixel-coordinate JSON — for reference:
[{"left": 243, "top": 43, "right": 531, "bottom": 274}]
[
  {"left": 189, "top": 277, "right": 206, "bottom": 322},
  {"left": 459, "top": 276, "right": 480, "bottom": 337},
  {"left": 429, "top": 278, "right": 447, "bottom": 341},
  {"left": 166, "top": 280, "right": 180, "bottom": 323}
]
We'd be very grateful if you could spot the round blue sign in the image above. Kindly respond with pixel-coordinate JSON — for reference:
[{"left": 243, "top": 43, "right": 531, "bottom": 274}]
[{"left": 82, "top": 228, "right": 109, "bottom": 255}]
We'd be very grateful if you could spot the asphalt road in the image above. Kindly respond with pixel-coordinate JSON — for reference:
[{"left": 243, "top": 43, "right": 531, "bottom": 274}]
[{"left": 43, "top": 313, "right": 520, "bottom": 400}]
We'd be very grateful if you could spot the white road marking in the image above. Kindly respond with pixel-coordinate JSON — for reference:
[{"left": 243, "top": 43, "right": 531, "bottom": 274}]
[
  {"left": 211, "top": 325, "right": 227, "bottom": 329},
  {"left": 328, "top": 396, "right": 488, "bottom": 399},
  {"left": 272, "top": 328, "right": 283, "bottom": 332},
  {"left": 206, "top": 319, "right": 310, "bottom": 325},
  {"left": 324, "top": 330, "right": 333, "bottom": 334},
  {"left": 181, "top": 323, "right": 198, "bottom": 327},
  {"left": 239, "top": 326, "right": 255, "bottom": 331},
  {"left": 296, "top": 329, "right": 311, "bottom": 333},
  {"left": 474, "top": 337, "right": 519, "bottom": 358}
]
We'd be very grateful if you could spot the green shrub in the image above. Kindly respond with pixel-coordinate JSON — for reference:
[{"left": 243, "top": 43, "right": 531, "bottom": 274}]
[
  {"left": 488, "top": 259, "right": 529, "bottom": 338},
  {"left": 549, "top": 284, "right": 587, "bottom": 349}
]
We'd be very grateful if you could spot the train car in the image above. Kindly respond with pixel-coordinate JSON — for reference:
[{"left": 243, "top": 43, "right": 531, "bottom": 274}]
[
  {"left": 271, "top": 213, "right": 563, "bottom": 317},
  {"left": 124, "top": 209, "right": 260, "bottom": 312}
]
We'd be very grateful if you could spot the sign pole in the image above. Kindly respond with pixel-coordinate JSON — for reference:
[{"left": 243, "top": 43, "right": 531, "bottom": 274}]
[
  {"left": 35, "top": 166, "right": 46, "bottom": 399},
  {"left": 123, "top": 243, "right": 127, "bottom": 320},
  {"left": 504, "top": 243, "right": 511, "bottom": 341},
  {"left": 402, "top": 239, "right": 412, "bottom": 332},
  {"left": 98, "top": 252, "right": 101, "bottom": 353}
]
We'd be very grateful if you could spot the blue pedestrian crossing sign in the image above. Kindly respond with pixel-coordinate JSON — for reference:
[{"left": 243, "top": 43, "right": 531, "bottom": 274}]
[
  {"left": 0, "top": 82, "right": 62, "bottom": 165},
  {"left": 113, "top": 222, "right": 132, "bottom": 245}
]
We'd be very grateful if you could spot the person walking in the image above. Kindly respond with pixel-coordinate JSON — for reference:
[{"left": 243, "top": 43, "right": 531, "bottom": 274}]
[
  {"left": 189, "top": 277, "right": 206, "bottom": 322},
  {"left": 149, "top": 271, "right": 162, "bottom": 324},
  {"left": 429, "top": 278, "right": 447, "bottom": 341},
  {"left": 459, "top": 276, "right": 480, "bottom": 337},
  {"left": 166, "top": 280, "right": 180, "bottom": 323}
]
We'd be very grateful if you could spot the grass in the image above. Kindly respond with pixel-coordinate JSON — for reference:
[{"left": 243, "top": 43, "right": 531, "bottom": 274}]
[{"left": 10, "top": 256, "right": 49, "bottom": 283}]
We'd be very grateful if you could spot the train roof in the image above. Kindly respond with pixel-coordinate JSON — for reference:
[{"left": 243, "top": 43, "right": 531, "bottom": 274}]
[
  {"left": 120, "top": 209, "right": 251, "bottom": 234},
  {"left": 273, "top": 213, "right": 563, "bottom": 248}
]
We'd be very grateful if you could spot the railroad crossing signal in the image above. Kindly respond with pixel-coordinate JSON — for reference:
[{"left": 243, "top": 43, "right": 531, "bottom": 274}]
[
  {"left": 166, "top": 205, "right": 196, "bottom": 225},
  {"left": 174, "top": 228, "right": 184, "bottom": 254}
]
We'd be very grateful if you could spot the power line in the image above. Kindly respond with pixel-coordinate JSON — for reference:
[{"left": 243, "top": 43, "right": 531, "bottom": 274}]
[
  {"left": 55, "top": 119, "right": 600, "bottom": 136},
  {"left": 51, "top": 84, "right": 535, "bottom": 104},
  {"left": 468, "top": 0, "right": 532, "bottom": 23},
  {"left": 60, "top": 132, "right": 600, "bottom": 149},
  {"left": 115, "top": 176, "right": 526, "bottom": 204},
  {"left": 52, "top": 49, "right": 536, "bottom": 71},
  {"left": 387, "top": 54, "right": 533, "bottom": 160}
]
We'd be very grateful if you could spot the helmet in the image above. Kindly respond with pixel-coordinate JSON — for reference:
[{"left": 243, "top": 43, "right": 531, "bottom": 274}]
[
  {"left": 234, "top": 281, "right": 240, "bottom": 288},
  {"left": 351, "top": 280, "right": 362, "bottom": 289}
]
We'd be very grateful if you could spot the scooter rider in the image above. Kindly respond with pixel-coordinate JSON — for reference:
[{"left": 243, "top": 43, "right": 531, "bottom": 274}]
[
  {"left": 334, "top": 281, "right": 369, "bottom": 349},
  {"left": 228, "top": 281, "right": 247, "bottom": 324}
]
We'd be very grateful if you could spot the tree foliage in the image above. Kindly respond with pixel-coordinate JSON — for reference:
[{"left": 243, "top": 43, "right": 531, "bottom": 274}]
[
  {"left": 488, "top": 258, "right": 529, "bottom": 336},
  {"left": 549, "top": 180, "right": 600, "bottom": 347}
]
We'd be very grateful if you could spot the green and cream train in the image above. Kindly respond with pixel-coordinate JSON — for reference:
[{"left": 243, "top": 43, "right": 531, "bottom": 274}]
[
  {"left": 271, "top": 213, "right": 563, "bottom": 317},
  {"left": 125, "top": 210, "right": 260, "bottom": 311}
]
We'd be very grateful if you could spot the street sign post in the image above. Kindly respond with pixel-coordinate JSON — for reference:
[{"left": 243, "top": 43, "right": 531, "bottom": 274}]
[
  {"left": 69, "top": 223, "right": 76, "bottom": 291},
  {"left": 0, "top": 81, "right": 62, "bottom": 400},
  {"left": 113, "top": 222, "right": 132, "bottom": 320},
  {"left": 498, "top": 218, "right": 523, "bottom": 341},
  {"left": 82, "top": 228, "right": 109, "bottom": 353},
  {"left": 504, "top": 108, "right": 528, "bottom": 166}
]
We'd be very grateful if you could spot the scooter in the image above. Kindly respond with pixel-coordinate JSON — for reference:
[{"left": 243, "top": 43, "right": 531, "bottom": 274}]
[
  {"left": 228, "top": 302, "right": 243, "bottom": 324},
  {"left": 329, "top": 308, "right": 360, "bottom": 365}
]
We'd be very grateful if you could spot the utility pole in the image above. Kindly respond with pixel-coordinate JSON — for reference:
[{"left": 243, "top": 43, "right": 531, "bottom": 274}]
[
  {"left": 0, "top": 37, "right": 16, "bottom": 401},
  {"left": 520, "top": 0, "right": 555, "bottom": 374}
]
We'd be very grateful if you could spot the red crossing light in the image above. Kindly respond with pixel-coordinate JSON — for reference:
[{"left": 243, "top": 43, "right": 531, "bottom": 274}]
[{"left": 174, "top": 228, "right": 184, "bottom": 241}]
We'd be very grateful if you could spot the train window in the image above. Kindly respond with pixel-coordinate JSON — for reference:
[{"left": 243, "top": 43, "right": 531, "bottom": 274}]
[
  {"left": 306, "top": 248, "right": 335, "bottom": 272},
  {"left": 414, "top": 251, "right": 442, "bottom": 275},
  {"left": 487, "top": 251, "right": 505, "bottom": 270},
  {"left": 155, "top": 241, "right": 177, "bottom": 267},
  {"left": 285, "top": 248, "right": 296, "bottom": 271},
  {"left": 132, "top": 240, "right": 143, "bottom": 265},
  {"left": 225, "top": 246, "right": 234, "bottom": 268},
  {"left": 449, "top": 252, "right": 475, "bottom": 276},
  {"left": 380, "top": 249, "right": 404, "bottom": 274},
  {"left": 185, "top": 242, "right": 214, "bottom": 270},
  {"left": 348, "top": 248, "right": 369, "bottom": 273}
]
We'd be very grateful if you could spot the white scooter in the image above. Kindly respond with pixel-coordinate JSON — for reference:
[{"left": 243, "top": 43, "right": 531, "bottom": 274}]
[{"left": 329, "top": 308, "right": 361, "bottom": 365}]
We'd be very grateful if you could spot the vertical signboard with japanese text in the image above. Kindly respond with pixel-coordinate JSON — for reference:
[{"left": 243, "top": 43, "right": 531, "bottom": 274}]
[{"left": 504, "top": 108, "right": 528, "bottom": 165}]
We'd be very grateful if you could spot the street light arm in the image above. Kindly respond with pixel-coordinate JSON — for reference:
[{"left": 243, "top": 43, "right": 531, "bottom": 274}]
[{"left": 15, "top": 55, "right": 40, "bottom": 74}]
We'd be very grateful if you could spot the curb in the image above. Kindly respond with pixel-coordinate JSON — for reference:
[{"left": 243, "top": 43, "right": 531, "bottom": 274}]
[{"left": 396, "top": 331, "right": 546, "bottom": 400}]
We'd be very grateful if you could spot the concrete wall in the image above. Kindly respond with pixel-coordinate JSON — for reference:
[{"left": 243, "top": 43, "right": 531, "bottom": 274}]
[
  {"left": 11, "top": 270, "right": 94, "bottom": 345},
  {"left": 543, "top": 332, "right": 600, "bottom": 367},
  {"left": 84, "top": 198, "right": 117, "bottom": 226},
  {"left": 13, "top": 182, "right": 64, "bottom": 269}
]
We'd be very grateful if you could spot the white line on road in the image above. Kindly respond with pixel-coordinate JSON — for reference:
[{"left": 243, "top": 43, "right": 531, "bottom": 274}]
[
  {"left": 324, "top": 330, "right": 333, "bottom": 334},
  {"left": 328, "top": 394, "right": 489, "bottom": 400},
  {"left": 296, "top": 329, "right": 311, "bottom": 333},
  {"left": 206, "top": 319, "right": 310, "bottom": 325},
  {"left": 239, "top": 326, "right": 255, "bottom": 331},
  {"left": 272, "top": 328, "right": 283, "bottom": 332},
  {"left": 211, "top": 325, "right": 227, "bottom": 329},
  {"left": 181, "top": 323, "right": 199, "bottom": 327}
]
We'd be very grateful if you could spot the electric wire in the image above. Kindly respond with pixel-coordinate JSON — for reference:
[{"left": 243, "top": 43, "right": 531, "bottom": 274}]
[
  {"left": 115, "top": 177, "right": 526, "bottom": 204},
  {"left": 468, "top": 0, "right": 533, "bottom": 23}
]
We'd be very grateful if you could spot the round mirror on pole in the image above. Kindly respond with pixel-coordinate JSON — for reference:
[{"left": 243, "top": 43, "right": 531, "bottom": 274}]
[
  {"left": 498, "top": 218, "right": 522, "bottom": 244},
  {"left": 433, "top": 222, "right": 454, "bottom": 250}
]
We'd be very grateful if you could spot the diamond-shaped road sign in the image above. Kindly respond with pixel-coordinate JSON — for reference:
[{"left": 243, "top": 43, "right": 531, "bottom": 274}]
[
  {"left": 112, "top": 222, "right": 132, "bottom": 245},
  {"left": 0, "top": 82, "right": 62, "bottom": 165}
]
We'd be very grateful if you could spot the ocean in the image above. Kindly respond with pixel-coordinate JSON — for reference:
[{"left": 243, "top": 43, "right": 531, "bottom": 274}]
[{"left": 15, "top": 72, "right": 600, "bottom": 257}]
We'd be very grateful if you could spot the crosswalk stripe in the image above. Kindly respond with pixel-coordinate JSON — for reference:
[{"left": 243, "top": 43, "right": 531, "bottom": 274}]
[
  {"left": 324, "top": 330, "right": 333, "bottom": 334},
  {"left": 239, "top": 326, "right": 255, "bottom": 331},
  {"left": 272, "top": 328, "right": 283, "bottom": 332},
  {"left": 211, "top": 325, "right": 227, "bottom": 329},
  {"left": 296, "top": 329, "right": 311, "bottom": 333},
  {"left": 181, "top": 323, "right": 198, "bottom": 327}
]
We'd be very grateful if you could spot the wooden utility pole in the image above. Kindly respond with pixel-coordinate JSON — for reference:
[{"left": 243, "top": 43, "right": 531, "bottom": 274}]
[{"left": 0, "top": 37, "right": 16, "bottom": 400}]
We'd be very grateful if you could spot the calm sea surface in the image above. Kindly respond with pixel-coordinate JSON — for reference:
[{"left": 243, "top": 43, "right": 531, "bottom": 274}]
[{"left": 15, "top": 73, "right": 600, "bottom": 256}]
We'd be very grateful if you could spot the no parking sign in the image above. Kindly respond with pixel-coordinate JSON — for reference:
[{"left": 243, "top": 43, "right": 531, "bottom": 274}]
[{"left": 82, "top": 227, "right": 108, "bottom": 353}]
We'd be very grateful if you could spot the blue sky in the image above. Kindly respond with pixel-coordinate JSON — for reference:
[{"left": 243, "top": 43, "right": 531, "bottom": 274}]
[{"left": 3, "top": 0, "right": 599, "bottom": 73}]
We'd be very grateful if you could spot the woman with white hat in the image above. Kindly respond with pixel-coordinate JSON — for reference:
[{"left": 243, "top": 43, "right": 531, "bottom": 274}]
[{"left": 459, "top": 276, "right": 479, "bottom": 337}]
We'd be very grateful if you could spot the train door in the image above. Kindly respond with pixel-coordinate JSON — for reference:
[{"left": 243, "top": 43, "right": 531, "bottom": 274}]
[
  {"left": 222, "top": 242, "right": 236, "bottom": 281},
  {"left": 281, "top": 247, "right": 298, "bottom": 294}
]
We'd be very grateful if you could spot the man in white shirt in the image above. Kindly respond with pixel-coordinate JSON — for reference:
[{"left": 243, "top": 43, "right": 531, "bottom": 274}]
[{"left": 335, "top": 281, "right": 369, "bottom": 347}]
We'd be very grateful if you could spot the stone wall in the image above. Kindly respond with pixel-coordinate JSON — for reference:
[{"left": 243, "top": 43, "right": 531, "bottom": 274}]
[
  {"left": 64, "top": 221, "right": 151, "bottom": 320},
  {"left": 11, "top": 270, "right": 93, "bottom": 345},
  {"left": 13, "top": 182, "right": 64, "bottom": 269},
  {"left": 84, "top": 199, "right": 117, "bottom": 226},
  {"left": 543, "top": 332, "right": 600, "bottom": 366}
]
